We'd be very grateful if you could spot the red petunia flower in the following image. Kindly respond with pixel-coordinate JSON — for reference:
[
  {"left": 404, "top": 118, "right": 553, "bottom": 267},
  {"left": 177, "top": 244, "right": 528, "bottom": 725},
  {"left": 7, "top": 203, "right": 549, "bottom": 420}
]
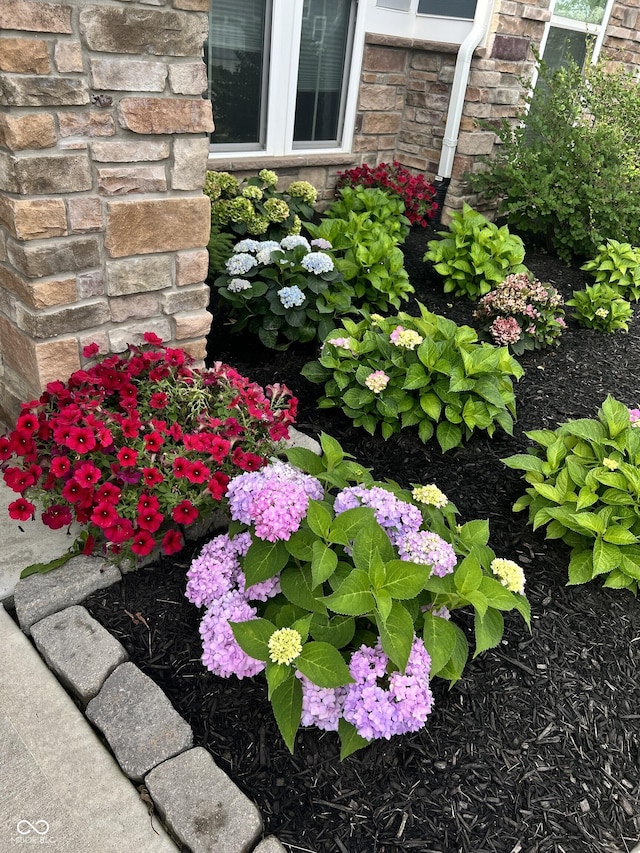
[
  {"left": 65, "top": 426, "right": 97, "bottom": 454},
  {"left": 120, "top": 419, "right": 140, "bottom": 439},
  {"left": 143, "top": 431, "right": 164, "bottom": 453},
  {"left": 142, "top": 467, "right": 164, "bottom": 488},
  {"left": 0, "top": 436, "right": 11, "bottom": 461},
  {"left": 4, "top": 467, "right": 36, "bottom": 493},
  {"left": 8, "top": 497, "right": 35, "bottom": 521},
  {"left": 74, "top": 462, "right": 102, "bottom": 489},
  {"left": 16, "top": 412, "right": 39, "bottom": 433},
  {"left": 117, "top": 447, "right": 138, "bottom": 468},
  {"left": 42, "top": 504, "right": 73, "bottom": 530},
  {"left": 149, "top": 392, "right": 168, "bottom": 410},
  {"left": 207, "top": 435, "right": 231, "bottom": 463},
  {"left": 172, "top": 457, "right": 190, "bottom": 478},
  {"left": 50, "top": 456, "right": 71, "bottom": 477},
  {"left": 91, "top": 501, "right": 120, "bottom": 530},
  {"left": 161, "top": 529, "right": 184, "bottom": 556},
  {"left": 207, "top": 472, "right": 229, "bottom": 501},
  {"left": 83, "top": 342, "right": 100, "bottom": 358},
  {"left": 131, "top": 528, "right": 156, "bottom": 557},
  {"left": 94, "top": 482, "right": 121, "bottom": 505},
  {"left": 269, "top": 423, "right": 290, "bottom": 442},
  {"left": 104, "top": 517, "right": 135, "bottom": 545},
  {"left": 166, "top": 422, "right": 183, "bottom": 441},
  {"left": 137, "top": 492, "right": 160, "bottom": 512},
  {"left": 185, "top": 460, "right": 210, "bottom": 484},
  {"left": 143, "top": 331, "right": 164, "bottom": 346},
  {"left": 136, "top": 509, "right": 164, "bottom": 533},
  {"left": 62, "top": 479, "right": 91, "bottom": 504},
  {"left": 172, "top": 500, "right": 198, "bottom": 525},
  {"left": 232, "top": 448, "right": 265, "bottom": 472}
]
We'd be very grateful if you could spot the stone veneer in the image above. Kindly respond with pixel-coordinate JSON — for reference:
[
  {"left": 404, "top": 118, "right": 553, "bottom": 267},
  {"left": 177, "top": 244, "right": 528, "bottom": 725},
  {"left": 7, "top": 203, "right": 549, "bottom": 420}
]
[{"left": 0, "top": 0, "right": 214, "bottom": 425}]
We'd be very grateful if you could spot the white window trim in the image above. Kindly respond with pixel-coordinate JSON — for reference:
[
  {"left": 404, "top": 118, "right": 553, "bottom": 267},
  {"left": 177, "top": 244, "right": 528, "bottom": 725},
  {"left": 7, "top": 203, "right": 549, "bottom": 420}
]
[
  {"left": 538, "top": 0, "right": 617, "bottom": 72},
  {"left": 366, "top": 0, "right": 475, "bottom": 44},
  {"left": 208, "top": 0, "right": 368, "bottom": 161}
]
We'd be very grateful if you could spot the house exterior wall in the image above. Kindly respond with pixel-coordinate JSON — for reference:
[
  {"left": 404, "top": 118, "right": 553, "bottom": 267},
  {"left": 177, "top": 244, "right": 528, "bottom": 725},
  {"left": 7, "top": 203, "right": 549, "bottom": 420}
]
[{"left": 0, "top": 0, "right": 214, "bottom": 424}]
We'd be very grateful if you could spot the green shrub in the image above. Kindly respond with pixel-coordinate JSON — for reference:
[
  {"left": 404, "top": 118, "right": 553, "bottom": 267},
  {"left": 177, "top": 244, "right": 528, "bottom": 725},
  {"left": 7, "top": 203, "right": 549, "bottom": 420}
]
[
  {"left": 581, "top": 239, "right": 640, "bottom": 302},
  {"left": 567, "top": 283, "right": 633, "bottom": 333},
  {"left": 469, "top": 58, "right": 640, "bottom": 262},
  {"left": 504, "top": 396, "right": 640, "bottom": 594},
  {"left": 305, "top": 213, "right": 413, "bottom": 313},
  {"left": 424, "top": 204, "right": 528, "bottom": 300},
  {"left": 326, "top": 186, "right": 410, "bottom": 244},
  {"left": 302, "top": 305, "right": 523, "bottom": 451}
]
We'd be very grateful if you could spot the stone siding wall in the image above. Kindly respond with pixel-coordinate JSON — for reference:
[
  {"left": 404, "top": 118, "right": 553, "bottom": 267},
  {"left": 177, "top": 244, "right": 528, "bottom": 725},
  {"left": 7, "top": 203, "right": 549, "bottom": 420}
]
[
  {"left": 602, "top": 2, "right": 640, "bottom": 71},
  {"left": 0, "top": 0, "right": 213, "bottom": 424}
]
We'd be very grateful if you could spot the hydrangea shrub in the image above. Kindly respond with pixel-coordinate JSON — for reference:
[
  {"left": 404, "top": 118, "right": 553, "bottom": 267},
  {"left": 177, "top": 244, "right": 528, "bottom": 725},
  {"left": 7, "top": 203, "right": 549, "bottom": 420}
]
[
  {"left": 302, "top": 305, "right": 523, "bottom": 451},
  {"left": 186, "top": 435, "right": 530, "bottom": 756},
  {"left": 214, "top": 236, "right": 353, "bottom": 349}
]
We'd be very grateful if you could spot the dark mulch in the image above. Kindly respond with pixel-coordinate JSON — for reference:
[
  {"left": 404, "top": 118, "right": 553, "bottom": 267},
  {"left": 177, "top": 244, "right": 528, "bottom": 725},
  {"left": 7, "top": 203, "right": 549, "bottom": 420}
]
[{"left": 84, "top": 229, "right": 640, "bottom": 853}]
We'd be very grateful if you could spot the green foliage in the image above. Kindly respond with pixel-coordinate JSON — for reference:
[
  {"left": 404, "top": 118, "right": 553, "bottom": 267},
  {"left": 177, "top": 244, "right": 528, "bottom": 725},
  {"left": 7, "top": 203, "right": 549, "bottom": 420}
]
[
  {"left": 305, "top": 214, "right": 414, "bottom": 313},
  {"left": 581, "top": 240, "right": 640, "bottom": 302},
  {"left": 301, "top": 305, "right": 523, "bottom": 451},
  {"left": 326, "top": 186, "right": 411, "bottom": 245},
  {"left": 214, "top": 237, "right": 353, "bottom": 350},
  {"left": 504, "top": 396, "right": 640, "bottom": 594},
  {"left": 469, "top": 58, "right": 640, "bottom": 262},
  {"left": 424, "top": 204, "right": 528, "bottom": 300},
  {"left": 229, "top": 435, "right": 530, "bottom": 753},
  {"left": 566, "top": 283, "right": 633, "bottom": 333},
  {"left": 207, "top": 224, "right": 236, "bottom": 278}
]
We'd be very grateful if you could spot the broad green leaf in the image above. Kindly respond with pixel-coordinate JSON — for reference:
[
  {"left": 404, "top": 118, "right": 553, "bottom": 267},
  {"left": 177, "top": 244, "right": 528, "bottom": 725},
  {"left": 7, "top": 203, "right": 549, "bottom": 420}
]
[
  {"left": 454, "top": 554, "right": 483, "bottom": 595},
  {"left": 338, "top": 718, "right": 370, "bottom": 759},
  {"left": 419, "top": 392, "right": 442, "bottom": 421},
  {"left": 280, "top": 565, "right": 328, "bottom": 614},
  {"left": 561, "top": 419, "right": 606, "bottom": 442},
  {"left": 271, "top": 675, "right": 302, "bottom": 753},
  {"left": 603, "top": 569, "right": 637, "bottom": 591},
  {"left": 229, "top": 618, "right": 275, "bottom": 661},
  {"left": 381, "top": 559, "right": 427, "bottom": 599},
  {"left": 479, "top": 576, "right": 518, "bottom": 610},
  {"left": 324, "top": 569, "right": 375, "bottom": 616},
  {"left": 434, "top": 623, "right": 469, "bottom": 684},
  {"left": 402, "top": 363, "right": 429, "bottom": 391},
  {"left": 474, "top": 608, "right": 504, "bottom": 657},
  {"left": 502, "top": 453, "right": 545, "bottom": 473},
  {"left": 244, "top": 538, "right": 290, "bottom": 586},
  {"left": 319, "top": 432, "right": 346, "bottom": 467},
  {"left": 465, "top": 589, "right": 488, "bottom": 618},
  {"left": 457, "top": 519, "right": 490, "bottom": 549},
  {"left": 285, "top": 528, "right": 316, "bottom": 562},
  {"left": 328, "top": 506, "right": 376, "bottom": 546},
  {"left": 532, "top": 482, "right": 563, "bottom": 503},
  {"left": 573, "top": 512, "right": 607, "bottom": 535},
  {"left": 593, "top": 537, "right": 621, "bottom": 575},
  {"left": 306, "top": 500, "right": 333, "bottom": 539},
  {"left": 351, "top": 522, "right": 395, "bottom": 571},
  {"left": 576, "top": 487, "right": 599, "bottom": 510},
  {"left": 310, "top": 540, "right": 338, "bottom": 589},
  {"left": 603, "top": 525, "right": 638, "bottom": 545},
  {"left": 600, "top": 395, "right": 630, "bottom": 438},
  {"left": 437, "top": 421, "right": 463, "bottom": 453},
  {"left": 423, "top": 613, "right": 459, "bottom": 676},
  {"left": 285, "top": 446, "right": 325, "bottom": 476},
  {"left": 377, "top": 601, "right": 415, "bottom": 672},
  {"left": 309, "top": 613, "right": 355, "bottom": 648},
  {"left": 265, "top": 661, "right": 290, "bottom": 699},
  {"left": 296, "top": 642, "right": 354, "bottom": 688},
  {"left": 374, "top": 588, "right": 393, "bottom": 624}
]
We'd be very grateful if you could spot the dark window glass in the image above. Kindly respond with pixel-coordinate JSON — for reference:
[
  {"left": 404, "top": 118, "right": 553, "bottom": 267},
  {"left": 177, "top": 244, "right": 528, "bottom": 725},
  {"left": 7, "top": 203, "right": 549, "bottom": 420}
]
[
  {"left": 543, "top": 27, "right": 591, "bottom": 74},
  {"left": 417, "top": 0, "right": 477, "bottom": 18},
  {"left": 207, "top": 0, "right": 269, "bottom": 146}
]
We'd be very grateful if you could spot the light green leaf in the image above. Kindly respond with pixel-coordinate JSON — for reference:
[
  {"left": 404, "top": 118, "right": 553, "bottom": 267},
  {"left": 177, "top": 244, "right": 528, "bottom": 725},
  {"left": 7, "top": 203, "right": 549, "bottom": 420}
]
[
  {"left": 229, "top": 618, "right": 275, "bottom": 661},
  {"left": 244, "top": 538, "right": 290, "bottom": 587},
  {"left": 474, "top": 608, "right": 504, "bottom": 657},
  {"left": 323, "top": 569, "right": 375, "bottom": 616},
  {"left": 271, "top": 675, "right": 302, "bottom": 753},
  {"left": 422, "top": 614, "right": 459, "bottom": 676},
  {"left": 454, "top": 554, "right": 483, "bottom": 595},
  {"left": 296, "top": 641, "right": 354, "bottom": 688},
  {"left": 338, "top": 718, "right": 370, "bottom": 759},
  {"left": 310, "top": 540, "right": 338, "bottom": 589},
  {"left": 377, "top": 600, "right": 415, "bottom": 672}
]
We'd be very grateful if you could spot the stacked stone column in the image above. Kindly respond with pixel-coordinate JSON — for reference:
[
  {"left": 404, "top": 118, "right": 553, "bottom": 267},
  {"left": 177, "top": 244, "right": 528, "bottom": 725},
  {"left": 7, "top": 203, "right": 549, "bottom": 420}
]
[{"left": 0, "top": 0, "right": 214, "bottom": 424}]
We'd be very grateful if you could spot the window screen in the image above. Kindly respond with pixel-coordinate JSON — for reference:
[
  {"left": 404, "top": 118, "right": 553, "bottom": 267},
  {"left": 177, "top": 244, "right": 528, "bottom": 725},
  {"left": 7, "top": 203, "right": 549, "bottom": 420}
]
[{"left": 417, "top": 0, "right": 477, "bottom": 18}]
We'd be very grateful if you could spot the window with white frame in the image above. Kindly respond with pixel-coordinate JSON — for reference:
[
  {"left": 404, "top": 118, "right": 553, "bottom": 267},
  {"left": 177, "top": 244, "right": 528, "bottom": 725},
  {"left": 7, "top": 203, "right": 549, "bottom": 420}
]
[
  {"left": 206, "top": 0, "right": 359, "bottom": 155},
  {"left": 540, "top": 0, "right": 615, "bottom": 73}
]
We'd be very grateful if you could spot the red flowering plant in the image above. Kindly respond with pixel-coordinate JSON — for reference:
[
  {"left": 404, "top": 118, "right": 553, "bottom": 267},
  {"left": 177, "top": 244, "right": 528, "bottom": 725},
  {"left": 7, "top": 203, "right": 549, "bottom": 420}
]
[
  {"left": 335, "top": 161, "right": 438, "bottom": 228},
  {"left": 0, "top": 333, "right": 297, "bottom": 574}
]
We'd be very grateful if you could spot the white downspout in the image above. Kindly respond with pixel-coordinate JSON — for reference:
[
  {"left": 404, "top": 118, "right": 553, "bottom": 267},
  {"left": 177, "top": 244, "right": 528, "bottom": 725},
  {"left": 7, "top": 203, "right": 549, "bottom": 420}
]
[{"left": 436, "top": 0, "right": 495, "bottom": 184}]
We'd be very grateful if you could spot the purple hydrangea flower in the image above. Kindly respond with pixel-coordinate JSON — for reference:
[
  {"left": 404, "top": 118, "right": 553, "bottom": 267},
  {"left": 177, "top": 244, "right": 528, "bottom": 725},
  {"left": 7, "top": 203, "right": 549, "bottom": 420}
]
[
  {"left": 396, "top": 530, "right": 457, "bottom": 577},
  {"left": 296, "top": 673, "right": 348, "bottom": 732},
  {"left": 334, "top": 485, "right": 422, "bottom": 547},
  {"left": 185, "top": 532, "right": 252, "bottom": 608},
  {"left": 199, "top": 590, "right": 265, "bottom": 679}
]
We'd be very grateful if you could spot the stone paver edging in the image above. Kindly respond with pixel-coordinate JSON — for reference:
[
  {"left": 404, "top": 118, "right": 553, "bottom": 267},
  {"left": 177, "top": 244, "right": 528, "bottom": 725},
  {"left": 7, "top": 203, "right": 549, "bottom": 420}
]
[{"left": 15, "top": 561, "right": 287, "bottom": 853}]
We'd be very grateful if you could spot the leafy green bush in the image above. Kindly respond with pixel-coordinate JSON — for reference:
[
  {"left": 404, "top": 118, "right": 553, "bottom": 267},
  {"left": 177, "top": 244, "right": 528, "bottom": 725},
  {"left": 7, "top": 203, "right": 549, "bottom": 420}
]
[
  {"left": 424, "top": 204, "right": 528, "bottom": 300},
  {"left": 302, "top": 305, "right": 523, "bottom": 451},
  {"left": 567, "top": 283, "right": 633, "bottom": 333},
  {"left": 581, "top": 239, "right": 640, "bottom": 302},
  {"left": 214, "top": 236, "right": 352, "bottom": 349},
  {"left": 504, "top": 396, "right": 640, "bottom": 594},
  {"left": 326, "top": 186, "right": 410, "bottom": 245},
  {"left": 186, "top": 435, "right": 530, "bottom": 755},
  {"left": 469, "top": 58, "right": 640, "bottom": 262},
  {"left": 305, "top": 213, "right": 413, "bottom": 313}
]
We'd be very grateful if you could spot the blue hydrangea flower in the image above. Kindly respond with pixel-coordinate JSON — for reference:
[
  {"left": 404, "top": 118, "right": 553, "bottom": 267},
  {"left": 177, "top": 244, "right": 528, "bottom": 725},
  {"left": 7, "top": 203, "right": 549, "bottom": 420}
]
[
  {"left": 301, "top": 251, "right": 334, "bottom": 275},
  {"left": 227, "top": 278, "right": 252, "bottom": 293},
  {"left": 278, "top": 285, "right": 305, "bottom": 308},
  {"left": 280, "top": 235, "right": 310, "bottom": 251},
  {"left": 255, "top": 241, "right": 281, "bottom": 265},
  {"left": 233, "top": 239, "right": 261, "bottom": 253},
  {"left": 225, "top": 253, "right": 257, "bottom": 276}
]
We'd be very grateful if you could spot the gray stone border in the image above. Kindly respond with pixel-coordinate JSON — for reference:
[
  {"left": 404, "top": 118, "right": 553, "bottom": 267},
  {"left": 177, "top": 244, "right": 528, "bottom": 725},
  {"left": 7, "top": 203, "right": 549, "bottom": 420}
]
[{"left": 13, "top": 558, "right": 288, "bottom": 853}]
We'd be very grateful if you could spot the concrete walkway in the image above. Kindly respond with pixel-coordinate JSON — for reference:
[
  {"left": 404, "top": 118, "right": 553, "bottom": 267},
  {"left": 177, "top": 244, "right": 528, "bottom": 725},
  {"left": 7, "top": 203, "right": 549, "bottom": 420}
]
[{"left": 0, "top": 481, "right": 178, "bottom": 852}]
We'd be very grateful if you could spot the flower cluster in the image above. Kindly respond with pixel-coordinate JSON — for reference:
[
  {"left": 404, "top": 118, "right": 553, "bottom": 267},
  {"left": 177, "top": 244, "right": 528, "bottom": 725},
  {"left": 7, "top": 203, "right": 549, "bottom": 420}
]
[
  {"left": 1, "top": 334, "right": 297, "bottom": 565},
  {"left": 629, "top": 408, "right": 640, "bottom": 427},
  {"left": 364, "top": 371, "right": 390, "bottom": 394},
  {"left": 336, "top": 161, "right": 438, "bottom": 228},
  {"left": 474, "top": 273, "right": 566, "bottom": 354},
  {"left": 412, "top": 484, "right": 448, "bottom": 509},
  {"left": 490, "top": 558, "right": 526, "bottom": 595},
  {"left": 215, "top": 236, "right": 352, "bottom": 349},
  {"left": 205, "top": 169, "right": 317, "bottom": 242},
  {"left": 390, "top": 326, "right": 424, "bottom": 350}
]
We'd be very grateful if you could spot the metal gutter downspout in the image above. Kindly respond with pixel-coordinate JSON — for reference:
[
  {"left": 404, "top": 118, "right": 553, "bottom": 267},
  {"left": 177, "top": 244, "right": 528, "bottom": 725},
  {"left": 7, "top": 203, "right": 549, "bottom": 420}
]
[{"left": 433, "top": 0, "right": 495, "bottom": 225}]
